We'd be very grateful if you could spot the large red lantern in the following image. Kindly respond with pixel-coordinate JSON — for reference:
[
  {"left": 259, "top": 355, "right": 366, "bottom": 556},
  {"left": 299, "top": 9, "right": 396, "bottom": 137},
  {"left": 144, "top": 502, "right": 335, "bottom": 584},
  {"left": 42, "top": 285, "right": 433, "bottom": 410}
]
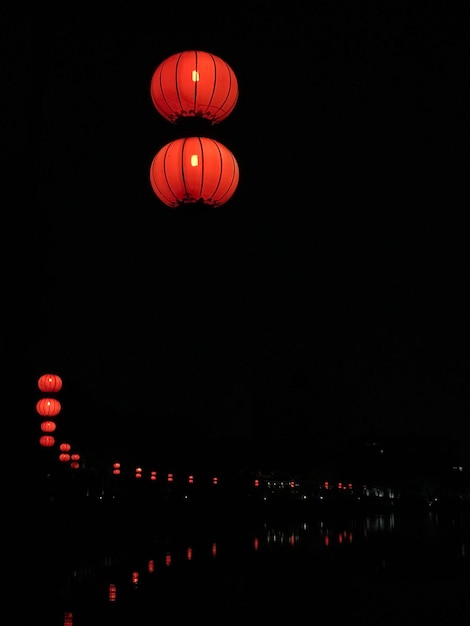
[
  {"left": 150, "top": 136, "right": 239, "bottom": 208},
  {"left": 150, "top": 51, "right": 238, "bottom": 124},
  {"left": 38, "top": 373, "right": 62, "bottom": 393},
  {"left": 36, "top": 397, "right": 61, "bottom": 417}
]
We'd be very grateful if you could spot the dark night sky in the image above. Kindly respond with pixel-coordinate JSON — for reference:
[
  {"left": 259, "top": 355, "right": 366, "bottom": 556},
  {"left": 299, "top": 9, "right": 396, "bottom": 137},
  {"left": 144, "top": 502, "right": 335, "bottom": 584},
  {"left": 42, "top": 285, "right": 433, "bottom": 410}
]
[{"left": 3, "top": 2, "right": 469, "bottom": 470}]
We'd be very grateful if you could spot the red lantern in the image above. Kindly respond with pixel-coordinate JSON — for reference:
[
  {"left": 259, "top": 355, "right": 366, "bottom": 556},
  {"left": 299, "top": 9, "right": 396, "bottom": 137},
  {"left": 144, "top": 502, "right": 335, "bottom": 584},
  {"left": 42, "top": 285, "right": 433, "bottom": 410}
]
[
  {"left": 59, "top": 453, "right": 70, "bottom": 462},
  {"left": 150, "top": 50, "right": 238, "bottom": 124},
  {"left": 70, "top": 461, "right": 79, "bottom": 469},
  {"left": 59, "top": 442, "right": 71, "bottom": 452},
  {"left": 40, "top": 420, "right": 56, "bottom": 432},
  {"left": 39, "top": 435, "right": 55, "bottom": 447},
  {"left": 38, "top": 373, "right": 62, "bottom": 393},
  {"left": 71, "top": 453, "right": 80, "bottom": 461},
  {"left": 36, "top": 397, "right": 61, "bottom": 417},
  {"left": 150, "top": 136, "right": 239, "bottom": 208}
]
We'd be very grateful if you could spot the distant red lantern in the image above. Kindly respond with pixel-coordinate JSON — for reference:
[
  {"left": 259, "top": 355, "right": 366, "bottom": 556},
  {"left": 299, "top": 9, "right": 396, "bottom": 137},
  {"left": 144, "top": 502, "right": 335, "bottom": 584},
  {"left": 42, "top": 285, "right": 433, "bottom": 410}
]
[
  {"left": 59, "top": 442, "right": 71, "bottom": 452},
  {"left": 38, "top": 373, "right": 62, "bottom": 393},
  {"left": 70, "top": 461, "right": 79, "bottom": 469},
  {"left": 36, "top": 397, "right": 61, "bottom": 417},
  {"left": 39, "top": 435, "right": 55, "bottom": 447},
  {"left": 64, "top": 612, "right": 73, "bottom": 626},
  {"left": 71, "top": 453, "right": 80, "bottom": 461},
  {"left": 150, "top": 50, "right": 238, "bottom": 124},
  {"left": 40, "top": 420, "right": 56, "bottom": 432},
  {"left": 150, "top": 136, "right": 239, "bottom": 208},
  {"left": 59, "top": 453, "right": 70, "bottom": 462}
]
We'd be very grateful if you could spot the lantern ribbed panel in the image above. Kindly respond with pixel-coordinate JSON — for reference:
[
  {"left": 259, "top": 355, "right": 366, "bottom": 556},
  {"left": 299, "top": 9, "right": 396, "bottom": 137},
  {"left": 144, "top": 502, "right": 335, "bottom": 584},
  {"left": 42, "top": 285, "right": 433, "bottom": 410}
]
[
  {"left": 151, "top": 51, "right": 238, "bottom": 124},
  {"left": 40, "top": 420, "right": 57, "bottom": 432},
  {"left": 38, "top": 374, "right": 63, "bottom": 393},
  {"left": 150, "top": 137, "right": 239, "bottom": 207},
  {"left": 39, "top": 435, "right": 55, "bottom": 447},
  {"left": 36, "top": 397, "right": 61, "bottom": 417}
]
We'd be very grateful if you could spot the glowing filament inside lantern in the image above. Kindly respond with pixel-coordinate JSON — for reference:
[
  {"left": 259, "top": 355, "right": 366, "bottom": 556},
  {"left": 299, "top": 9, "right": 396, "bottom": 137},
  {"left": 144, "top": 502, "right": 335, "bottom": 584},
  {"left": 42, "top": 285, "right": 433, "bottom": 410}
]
[
  {"left": 192, "top": 70, "right": 199, "bottom": 82},
  {"left": 190, "top": 154, "right": 199, "bottom": 167}
]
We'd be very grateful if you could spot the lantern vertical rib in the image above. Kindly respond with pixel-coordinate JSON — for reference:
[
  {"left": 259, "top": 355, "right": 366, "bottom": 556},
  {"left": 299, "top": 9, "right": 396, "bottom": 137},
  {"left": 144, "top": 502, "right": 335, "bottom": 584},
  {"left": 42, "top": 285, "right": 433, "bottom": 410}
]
[
  {"left": 192, "top": 51, "right": 199, "bottom": 114},
  {"left": 205, "top": 52, "right": 218, "bottom": 119},
  {"left": 181, "top": 136, "right": 190, "bottom": 200},
  {"left": 210, "top": 138, "right": 222, "bottom": 203},
  {"left": 175, "top": 53, "right": 185, "bottom": 117},
  {"left": 196, "top": 136, "right": 204, "bottom": 200},
  {"left": 161, "top": 142, "right": 180, "bottom": 206}
]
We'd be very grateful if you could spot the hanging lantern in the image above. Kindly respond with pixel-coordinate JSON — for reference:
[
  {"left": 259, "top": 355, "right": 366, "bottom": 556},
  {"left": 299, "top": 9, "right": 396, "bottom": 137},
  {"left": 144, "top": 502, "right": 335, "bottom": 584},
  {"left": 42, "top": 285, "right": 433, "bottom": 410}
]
[
  {"left": 150, "top": 50, "right": 238, "bottom": 124},
  {"left": 59, "top": 442, "right": 71, "bottom": 452},
  {"left": 59, "top": 453, "right": 70, "bottom": 462},
  {"left": 40, "top": 420, "right": 56, "bottom": 432},
  {"left": 38, "top": 373, "right": 62, "bottom": 393},
  {"left": 70, "top": 453, "right": 80, "bottom": 461},
  {"left": 39, "top": 435, "right": 55, "bottom": 447},
  {"left": 150, "top": 136, "right": 239, "bottom": 208},
  {"left": 36, "top": 397, "right": 61, "bottom": 417}
]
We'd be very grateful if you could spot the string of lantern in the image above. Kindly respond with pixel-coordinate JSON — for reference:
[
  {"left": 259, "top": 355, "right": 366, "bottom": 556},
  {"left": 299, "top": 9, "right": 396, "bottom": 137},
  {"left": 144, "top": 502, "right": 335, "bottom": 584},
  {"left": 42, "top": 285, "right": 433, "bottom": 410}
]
[
  {"left": 36, "top": 373, "right": 81, "bottom": 469},
  {"left": 35, "top": 52, "right": 240, "bottom": 490},
  {"left": 37, "top": 374, "right": 62, "bottom": 448}
]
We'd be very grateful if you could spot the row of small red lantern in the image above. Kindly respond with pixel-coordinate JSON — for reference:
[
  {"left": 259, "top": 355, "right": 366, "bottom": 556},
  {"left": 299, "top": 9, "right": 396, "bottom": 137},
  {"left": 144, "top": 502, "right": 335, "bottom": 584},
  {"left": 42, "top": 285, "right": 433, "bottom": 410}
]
[
  {"left": 149, "top": 50, "right": 239, "bottom": 208},
  {"left": 112, "top": 463, "right": 220, "bottom": 485}
]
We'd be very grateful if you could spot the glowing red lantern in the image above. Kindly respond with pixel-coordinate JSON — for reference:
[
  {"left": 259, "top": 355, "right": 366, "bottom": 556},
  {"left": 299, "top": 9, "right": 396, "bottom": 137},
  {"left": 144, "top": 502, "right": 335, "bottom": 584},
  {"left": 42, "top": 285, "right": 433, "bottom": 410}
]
[
  {"left": 70, "top": 453, "right": 80, "bottom": 461},
  {"left": 40, "top": 420, "right": 56, "bottom": 432},
  {"left": 70, "top": 461, "right": 79, "bottom": 469},
  {"left": 108, "top": 583, "right": 117, "bottom": 602},
  {"left": 150, "top": 136, "right": 239, "bottom": 208},
  {"left": 39, "top": 435, "right": 55, "bottom": 447},
  {"left": 64, "top": 612, "right": 73, "bottom": 626},
  {"left": 59, "top": 442, "right": 71, "bottom": 452},
  {"left": 59, "top": 453, "right": 70, "bottom": 462},
  {"left": 150, "top": 50, "right": 238, "bottom": 124},
  {"left": 36, "top": 397, "right": 61, "bottom": 417},
  {"left": 38, "top": 373, "right": 62, "bottom": 393}
]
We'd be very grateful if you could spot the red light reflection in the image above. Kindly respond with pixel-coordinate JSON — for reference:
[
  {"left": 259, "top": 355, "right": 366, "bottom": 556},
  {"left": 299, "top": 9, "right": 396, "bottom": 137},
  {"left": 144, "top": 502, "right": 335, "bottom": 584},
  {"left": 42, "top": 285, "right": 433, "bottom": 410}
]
[
  {"left": 108, "top": 583, "right": 117, "bottom": 602},
  {"left": 64, "top": 611, "right": 73, "bottom": 626}
]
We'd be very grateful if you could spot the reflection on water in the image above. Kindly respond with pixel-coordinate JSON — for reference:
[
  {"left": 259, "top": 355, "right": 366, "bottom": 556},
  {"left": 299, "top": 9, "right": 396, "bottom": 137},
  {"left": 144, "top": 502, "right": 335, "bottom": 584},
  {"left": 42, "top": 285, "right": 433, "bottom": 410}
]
[{"left": 27, "top": 509, "right": 470, "bottom": 625}]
